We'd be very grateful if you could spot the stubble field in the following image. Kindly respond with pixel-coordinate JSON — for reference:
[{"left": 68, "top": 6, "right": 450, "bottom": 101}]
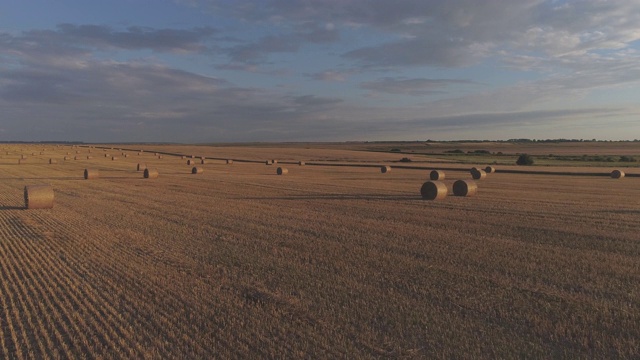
[{"left": 0, "top": 143, "right": 639, "bottom": 358}]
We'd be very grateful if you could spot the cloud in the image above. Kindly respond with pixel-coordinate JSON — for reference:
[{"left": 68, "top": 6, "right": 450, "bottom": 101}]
[
  {"left": 361, "top": 77, "right": 475, "bottom": 96},
  {"left": 226, "top": 34, "right": 302, "bottom": 63}
]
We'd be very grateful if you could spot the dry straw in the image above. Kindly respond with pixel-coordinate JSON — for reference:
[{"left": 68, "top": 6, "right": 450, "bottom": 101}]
[
  {"left": 24, "top": 185, "right": 54, "bottom": 209},
  {"left": 144, "top": 168, "right": 159, "bottom": 179},
  {"left": 485, "top": 166, "right": 496, "bottom": 173},
  {"left": 381, "top": 165, "right": 391, "bottom": 174},
  {"left": 84, "top": 169, "right": 99, "bottom": 180},
  {"left": 471, "top": 167, "right": 487, "bottom": 180},
  {"left": 611, "top": 170, "right": 625, "bottom": 179},
  {"left": 277, "top": 167, "right": 288, "bottom": 175},
  {"left": 192, "top": 166, "right": 203, "bottom": 174},
  {"left": 420, "top": 181, "right": 447, "bottom": 200},
  {"left": 430, "top": 170, "right": 445, "bottom": 180},
  {"left": 453, "top": 180, "right": 478, "bottom": 197},
  {"left": 136, "top": 163, "right": 146, "bottom": 171}
]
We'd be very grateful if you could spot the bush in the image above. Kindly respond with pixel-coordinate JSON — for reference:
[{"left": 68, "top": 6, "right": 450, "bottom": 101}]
[
  {"left": 390, "top": 148, "right": 401, "bottom": 152},
  {"left": 399, "top": 157, "right": 412, "bottom": 162},
  {"left": 445, "top": 149, "right": 465, "bottom": 154},
  {"left": 619, "top": 155, "right": 637, "bottom": 162},
  {"left": 516, "top": 153, "right": 534, "bottom": 165}
]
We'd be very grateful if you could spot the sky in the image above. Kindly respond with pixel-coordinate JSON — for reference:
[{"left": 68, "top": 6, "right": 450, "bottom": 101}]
[{"left": 1, "top": 0, "right": 640, "bottom": 143}]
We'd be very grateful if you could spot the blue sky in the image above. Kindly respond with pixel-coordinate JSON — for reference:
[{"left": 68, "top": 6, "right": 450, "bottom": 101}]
[{"left": 1, "top": 0, "right": 640, "bottom": 142}]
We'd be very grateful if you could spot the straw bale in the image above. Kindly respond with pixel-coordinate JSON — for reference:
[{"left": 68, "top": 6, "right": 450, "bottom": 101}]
[
  {"left": 144, "top": 168, "right": 159, "bottom": 179},
  {"left": 277, "top": 167, "right": 288, "bottom": 175},
  {"left": 24, "top": 185, "right": 54, "bottom": 209},
  {"left": 453, "top": 180, "right": 478, "bottom": 197},
  {"left": 84, "top": 169, "right": 99, "bottom": 180},
  {"left": 430, "top": 170, "right": 445, "bottom": 180},
  {"left": 420, "top": 181, "right": 447, "bottom": 200}
]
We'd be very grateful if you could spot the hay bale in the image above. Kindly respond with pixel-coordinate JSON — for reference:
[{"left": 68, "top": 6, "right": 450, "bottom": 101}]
[
  {"left": 200, "top": 156, "right": 206, "bottom": 160},
  {"left": 181, "top": 156, "right": 186, "bottom": 159},
  {"left": 485, "top": 166, "right": 496, "bottom": 173},
  {"left": 74, "top": 156, "right": 80, "bottom": 160},
  {"left": 84, "top": 169, "right": 99, "bottom": 180},
  {"left": 471, "top": 168, "right": 487, "bottom": 180},
  {"left": 136, "top": 163, "right": 146, "bottom": 171},
  {"left": 266, "top": 160, "right": 273, "bottom": 165},
  {"left": 104, "top": 154, "right": 110, "bottom": 157},
  {"left": 298, "top": 161, "right": 305, "bottom": 166},
  {"left": 144, "top": 168, "right": 159, "bottom": 179},
  {"left": 187, "top": 159, "right": 197, "bottom": 165},
  {"left": 18, "top": 159, "right": 26, "bottom": 164},
  {"left": 49, "top": 159, "right": 57, "bottom": 164},
  {"left": 272, "top": 160, "right": 278, "bottom": 164},
  {"left": 453, "top": 180, "right": 478, "bottom": 197},
  {"left": 611, "top": 170, "right": 625, "bottom": 179},
  {"left": 24, "top": 185, "right": 54, "bottom": 209},
  {"left": 277, "top": 167, "right": 288, "bottom": 175},
  {"left": 64, "top": 156, "right": 70, "bottom": 161},
  {"left": 76, "top": 150, "right": 80, "bottom": 154},
  {"left": 381, "top": 165, "right": 391, "bottom": 174},
  {"left": 226, "top": 159, "right": 233, "bottom": 164},
  {"left": 192, "top": 166, "right": 203, "bottom": 174},
  {"left": 157, "top": 155, "right": 163, "bottom": 159},
  {"left": 21, "top": 155, "right": 27, "bottom": 159},
  {"left": 430, "top": 170, "right": 445, "bottom": 180},
  {"left": 200, "top": 159, "right": 206, "bottom": 164},
  {"left": 420, "top": 181, "right": 447, "bottom": 200},
  {"left": 87, "top": 155, "right": 93, "bottom": 159},
  {"left": 124, "top": 154, "right": 128, "bottom": 158},
  {"left": 111, "top": 156, "right": 118, "bottom": 161}
]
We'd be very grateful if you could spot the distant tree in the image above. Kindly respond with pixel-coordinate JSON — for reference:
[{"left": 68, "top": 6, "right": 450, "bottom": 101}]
[
  {"left": 516, "top": 153, "right": 534, "bottom": 165},
  {"left": 620, "top": 155, "right": 637, "bottom": 162}
]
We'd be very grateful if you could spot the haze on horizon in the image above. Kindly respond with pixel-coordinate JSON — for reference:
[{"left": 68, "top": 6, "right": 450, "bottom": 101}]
[{"left": 1, "top": 0, "right": 639, "bottom": 143}]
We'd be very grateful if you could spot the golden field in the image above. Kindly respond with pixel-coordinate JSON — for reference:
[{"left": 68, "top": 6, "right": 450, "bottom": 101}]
[{"left": 0, "top": 143, "right": 639, "bottom": 358}]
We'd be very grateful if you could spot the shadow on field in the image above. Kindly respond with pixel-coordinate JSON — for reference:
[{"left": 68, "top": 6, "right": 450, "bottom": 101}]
[
  {"left": 238, "top": 194, "right": 421, "bottom": 201},
  {"left": 0, "top": 206, "right": 25, "bottom": 210},
  {"left": 600, "top": 209, "right": 640, "bottom": 214}
]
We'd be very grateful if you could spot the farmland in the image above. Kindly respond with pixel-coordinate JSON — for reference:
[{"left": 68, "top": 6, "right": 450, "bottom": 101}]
[{"left": 0, "top": 142, "right": 639, "bottom": 358}]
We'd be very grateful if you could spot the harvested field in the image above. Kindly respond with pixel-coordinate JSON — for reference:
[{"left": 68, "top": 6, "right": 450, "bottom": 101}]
[{"left": 0, "top": 143, "right": 639, "bottom": 358}]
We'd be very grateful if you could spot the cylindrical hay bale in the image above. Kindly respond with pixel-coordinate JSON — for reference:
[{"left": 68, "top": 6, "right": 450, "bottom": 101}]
[
  {"left": 66, "top": 152, "right": 70, "bottom": 155},
  {"left": 471, "top": 168, "right": 487, "bottom": 180},
  {"left": 21, "top": 155, "right": 27, "bottom": 159},
  {"left": 272, "top": 160, "right": 278, "bottom": 164},
  {"left": 154, "top": 153, "right": 159, "bottom": 156},
  {"left": 84, "top": 169, "right": 99, "bottom": 180},
  {"left": 187, "top": 159, "right": 197, "bottom": 165},
  {"left": 136, "top": 163, "right": 146, "bottom": 171},
  {"left": 200, "top": 156, "right": 205, "bottom": 160},
  {"left": 104, "top": 153, "right": 109, "bottom": 157},
  {"left": 192, "top": 166, "right": 203, "bottom": 174},
  {"left": 420, "top": 181, "right": 447, "bottom": 200},
  {"left": 190, "top": 155, "right": 195, "bottom": 159},
  {"left": 611, "top": 170, "right": 625, "bottom": 179},
  {"left": 381, "top": 165, "right": 391, "bottom": 174},
  {"left": 277, "top": 167, "right": 288, "bottom": 175},
  {"left": 226, "top": 159, "right": 233, "bottom": 164},
  {"left": 157, "top": 155, "right": 163, "bottom": 159},
  {"left": 74, "top": 156, "right": 80, "bottom": 160},
  {"left": 64, "top": 156, "right": 70, "bottom": 161},
  {"left": 430, "top": 170, "right": 445, "bottom": 180},
  {"left": 266, "top": 160, "right": 273, "bottom": 165},
  {"left": 200, "top": 159, "right": 206, "bottom": 164},
  {"left": 32, "top": 152, "right": 37, "bottom": 156},
  {"left": 181, "top": 156, "right": 186, "bottom": 159},
  {"left": 453, "top": 179, "right": 478, "bottom": 197},
  {"left": 49, "top": 158, "right": 57, "bottom": 164},
  {"left": 24, "top": 185, "right": 54, "bottom": 209},
  {"left": 86, "top": 155, "right": 93, "bottom": 159},
  {"left": 144, "top": 168, "right": 159, "bottom": 179},
  {"left": 18, "top": 159, "right": 26, "bottom": 164},
  {"left": 485, "top": 166, "right": 496, "bottom": 173},
  {"left": 298, "top": 161, "right": 305, "bottom": 166},
  {"left": 111, "top": 156, "right": 118, "bottom": 161},
  {"left": 121, "top": 152, "right": 126, "bottom": 155},
  {"left": 124, "top": 154, "right": 128, "bottom": 158},
  {"left": 76, "top": 150, "right": 80, "bottom": 154},
  {"left": 138, "top": 152, "right": 142, "bottom": 156}
]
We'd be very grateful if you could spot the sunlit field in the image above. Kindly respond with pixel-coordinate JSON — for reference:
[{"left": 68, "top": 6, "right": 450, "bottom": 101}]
[{"left": 0, "top": 142, "right": 639, "bottom": 358}]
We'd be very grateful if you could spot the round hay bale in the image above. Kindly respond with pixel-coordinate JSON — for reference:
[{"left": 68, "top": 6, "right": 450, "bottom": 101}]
[
  {"left": 24, "top": 185, "right": 54, "bottom": 209},
  {"left": 76, "top": 150, "right": 80, "bottom": 154},
  {"left": 181, "top": 156, "right": 186, "bottom": 159},
  {"left": 200, "top": 156, "right": 205, "bottom": 160},
  {"left": 485, "top": 166, "right": 496, "bottom": 174},
  {"left": 49, "top": 158, "right": 57, "bottom": 164},
  {"left": 84, "top": 169, "right": 99, "bottom": 180},
  {"left": 144, "top": 168, "right": 159, "bottom": 179},
  {"left": 471, "top": 168, "right": 487, "bottom": 180},
  {"left": 32, "top": 152, "right": 37, "bottom": 156},
  {"left": 18, "top": 159, "right": 26, "bottom": 164},
  {"left": 226, "top": 159, "right": 233, "bottom": 164},
  {"left": 86, "top": 155, "right": 93, "bottom": 159},
  {"left": 154, "top": 153, "right": 159, "bottom": 156},
  {"left": 111, "top": 156, "right": 118, "bottom": 161},
  {"left": 266, "top": 160, "right": 273, "bottom": 165},
  {"left": 192, "top": 166, "right": 203, "bottom": 174},
  {"left": 124, "top": 154, "right": 128, "bottom": 158},
  {"left": 187, "top": 159, "right": 196, "bottom": 165},
  {"left": 21, "top": 155, "right": 27, "bottom": 159},
  {"left": 66, "top": 152, "right": 70, "bottom": 155},
  {"left": 74, "top": 156, "right": 80, "bottom": 160},
  {"left": 453, "top": 180, "right": 478, "bottom": 197},
  {"left": 381, "top": 165, "right": 391, "bottom": 174},
  {"left": 200, "top": 159, "right": 206, "bottom": 164},
  {"left": 420, "top": 181, "right": 447, "bottom": 200},
  {"left": 121, "top": 152, "right": 126, "bottom": 155},
  {"left": 298, "top": 161, "right": 305, "bottom": 166},
  {"left": 277, "top": 167, "right": 288, "bottom": 175},
  {"left": 611, "top": 170, "right": 625, "bottom": 179},
  {"left": 104, "top": 154, "right": 110, "bottom": 157},
  {"left": 430, "top": 170, "right": 445, "bottom": 180},
  {"left": 136, "top": 163, "right": 146, "bottom": 171},
  {"left": 138, "top": 152, "right": 142, "bottom": 156},
  {"left": 190, "top": 155, "right": 195, "bottom": 159},
  {"left": 157, "top": 155, "right": 163, "bottom": 159},
  {"left": 64, "top": 156, "right": 70, "bottom": 161}
]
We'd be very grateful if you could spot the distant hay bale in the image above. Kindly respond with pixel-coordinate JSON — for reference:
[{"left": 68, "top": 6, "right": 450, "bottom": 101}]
[
  {"left": 124, "top": 154, "right": 128, "bottom": 158},
  {"left": 157, "top": 155, "right": 163, "bottom": 159},
  {"left": 420, "top": 181, "right": 447, "bottom": 200},
  {"left": 187, "top": 159, "right": 197, "bottom": 165},
  {"left": 272, "top": 159, "right": 278, "bottom": 164},
  {"left": 611, "top": 170, "right": 625, "bottom": 179},
  {"left": 192, "top": 166, "right": 203, "bottom": 174},
  {"left": 138, "top": 152, "right": 142, "bottom": 156},
  {"left": 430, "top": 170, "right": 445, "bottom": 180},
  {"left": 76, "top": 150, "right": 80, "bottom": 154},
  {"left": 226, "top": 159, "right": 233, "bottom": 164},
  {"left": 66, "top": 152, "right": 70, "bottom": 155},
  {"left": 381, "top": 165, "right": 391, "bottom": 174},
  {"left": 485, "top": 166, "right": 496, "bottom": 173},
  {"left": 32, "top": 152, "right": 37, "bottom": 156},
  {"left": 266, "top": 160, "right": 273, "bottom": 165},
  {"left": 190, "top": 155, "right": 195, "bottom": 159},
  {"left": 200, "top": 159, "right": 206, "bottom": 164},
  {"left": 200, "top": 156, "right": 205, "bottom": 160},
  {"left": 453, "top": 180, "right": 478, "bottom": 197},
  {"left": 74, "top": 156, "right": 80, "bottom": 160},
  {"left": 84, "top": 169, "right": 99, "bottom": 180},
  {"left": 111, "top": 156, "right": 118, "bottom": 160},
  {"left": 21, "top": 155, "right": 27, "bottom": 159},
  {"left": 136, "top": 163, "right": 146, "bottom": 171},
  {"left": 49, "top": 158, "right": 57, "bottom": 164},
  {"left": 298, "top": 161, "right": 305, "bottom": 166},
  {"left": 471, "top": 168, "right": 487, "bottom": 180},
  {"left": 277, "top": 167, "right": 288, "bottom": 175},
  {"left": 121, "top": 152, "right": 126, "bottom": 155},
  {"left": 24, "top": 185, "right": 54, "bottom": 209},
  {"left": 144, "top": 168, "right": 159, "bottom": 179},
  {"left": 181, "top": 156, "right": 186, "bottom": 159},
  {"left": 87, "top": 156, "right": 93, "bottom": 159},
  {"left": 154, "top": 153, "right": 159, "bottom": 156},
  {"left": 64, "top": 156, "right": 70, "bottom": 161},
  {"left": 18, "top": 159, "right": 26, "bottom": 164},
  {"left": 104, "top": 154, "right": 110, "bottom": 157}
]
